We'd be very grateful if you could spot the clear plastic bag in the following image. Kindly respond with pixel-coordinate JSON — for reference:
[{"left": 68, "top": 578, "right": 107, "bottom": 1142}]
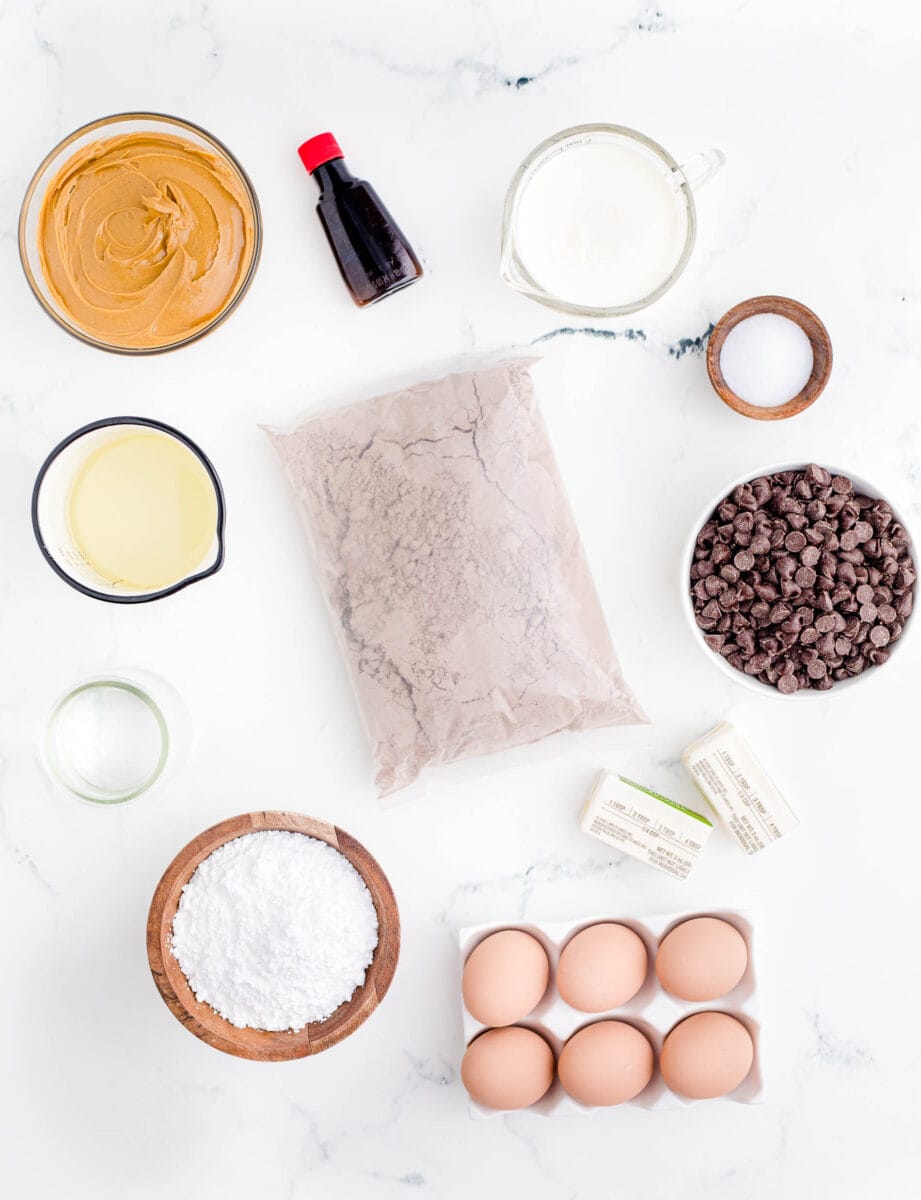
[{"left": 266, "top": 358, "right": 647, "bottom": 795}]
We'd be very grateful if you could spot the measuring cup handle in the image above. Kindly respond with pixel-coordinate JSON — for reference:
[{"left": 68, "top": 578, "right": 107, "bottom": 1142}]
[{"left": 676, "top": 148, "right": 725, "bottom": 192}]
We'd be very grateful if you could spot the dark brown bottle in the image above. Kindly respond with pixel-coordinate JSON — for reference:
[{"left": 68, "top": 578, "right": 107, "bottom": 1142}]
[{"left": 298, "top": 132, "right": 423, "bottom": 307}]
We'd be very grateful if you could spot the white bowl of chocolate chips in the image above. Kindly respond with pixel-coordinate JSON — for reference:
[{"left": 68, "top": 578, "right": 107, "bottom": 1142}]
[{"left": 683, "top": 462, "right": 916, "bottom": 696}]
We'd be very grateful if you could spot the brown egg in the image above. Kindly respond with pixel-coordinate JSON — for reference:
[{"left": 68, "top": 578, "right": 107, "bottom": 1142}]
[
  {"left": 558, "top": 1020, "right": 654, "bottom": 1106},
  {"left": 660, "top": 1011, "right": 754, "bottom": 1099},
  {"left": 462, "top": 929, "right": 550, "bottom": 1026},
  {"left": 557, "top": 922, "right": 648, "bottom": 1012},
  {"left": 461, "top": 1027, "right": 555, "bottom": 1110},
  {"left": 656, "top": 916, "right": 748, "bottom": 1001}
]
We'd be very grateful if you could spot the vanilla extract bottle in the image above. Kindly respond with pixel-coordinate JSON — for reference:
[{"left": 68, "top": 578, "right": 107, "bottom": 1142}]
[{"left": 298, "top": 132, "right": 423, "bottom": 307}]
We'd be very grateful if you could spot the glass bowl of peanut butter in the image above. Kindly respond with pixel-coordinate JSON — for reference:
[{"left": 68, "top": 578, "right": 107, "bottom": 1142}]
[{"left": 19, "top": 112, "right": 262, "bottom": 354}]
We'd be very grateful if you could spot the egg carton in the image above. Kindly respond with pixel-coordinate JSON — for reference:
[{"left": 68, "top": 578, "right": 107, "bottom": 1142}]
[{"left": 458, "top": 909, "right": 762, "bottom": 1117}]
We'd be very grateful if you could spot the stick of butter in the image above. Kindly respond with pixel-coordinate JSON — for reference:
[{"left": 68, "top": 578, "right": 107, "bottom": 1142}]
[
  {"left": 580, "top": 772, "right": 712, "bottom": 880},
  {"left": 682, "top": 722, "right": 799, "bottom": 854}
]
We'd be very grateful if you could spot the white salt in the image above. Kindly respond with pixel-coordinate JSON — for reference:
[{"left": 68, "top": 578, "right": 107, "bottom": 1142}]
[
  {"left": 170, "top": 831, "right": 379, "bottom": 1032},
  {"left": 718, "top": 313, "right": 814, "bottom": 408}
]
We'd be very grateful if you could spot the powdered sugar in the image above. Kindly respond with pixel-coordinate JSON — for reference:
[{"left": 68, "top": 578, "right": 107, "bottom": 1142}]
[{"left": 170, "top": 831, "right": 379, "bottom": 1032}]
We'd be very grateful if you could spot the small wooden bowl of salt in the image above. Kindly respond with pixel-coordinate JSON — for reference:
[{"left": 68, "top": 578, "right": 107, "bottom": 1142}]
[
  {"left": 147, "top": 811, "right": 400, "bottom": 1061},
  {"left": 707, "top": 295, "right": 832, "bottom": 420}
]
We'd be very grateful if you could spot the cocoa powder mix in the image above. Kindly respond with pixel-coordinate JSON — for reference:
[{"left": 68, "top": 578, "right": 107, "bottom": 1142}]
[{"left": 266, "top": 359, "right": 646, "bottom": 794}]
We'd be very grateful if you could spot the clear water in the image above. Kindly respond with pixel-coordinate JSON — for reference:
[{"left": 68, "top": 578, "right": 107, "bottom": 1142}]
[{"left": 51, "top": 682, "right": 165, "bottom": 801}]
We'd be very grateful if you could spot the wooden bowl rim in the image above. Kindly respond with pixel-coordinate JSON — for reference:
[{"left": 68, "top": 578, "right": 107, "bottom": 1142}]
[
  {"left": 146, "top": 811, "right": 400, "bottom": 1061},
  {"left": 706, "top": 295, "right": 833, "bottom": 422}
]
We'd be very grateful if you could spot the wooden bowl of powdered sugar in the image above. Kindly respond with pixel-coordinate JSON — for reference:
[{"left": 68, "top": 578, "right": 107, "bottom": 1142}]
[{"left": 146, "top": 811, "right": 400, "bottom": 1060}]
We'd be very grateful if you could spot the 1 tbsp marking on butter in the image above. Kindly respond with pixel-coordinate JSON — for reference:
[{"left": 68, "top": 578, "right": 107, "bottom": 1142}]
[
  {"left": 681, "top": 723, "right": 799, "bottom": 855},
  {"left": 580, "top": 772, "right": 712, "bottom": 880}
]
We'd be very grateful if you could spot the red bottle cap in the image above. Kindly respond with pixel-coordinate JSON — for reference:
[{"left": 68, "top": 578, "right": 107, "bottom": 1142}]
[{"left": 298, "top": 132, "right": 344, "bottom": 174}]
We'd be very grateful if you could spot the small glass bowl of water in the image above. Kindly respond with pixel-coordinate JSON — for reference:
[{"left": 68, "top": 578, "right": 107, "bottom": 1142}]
[{"left": 43, "top": 673, "right": 184, "bottom": 804}]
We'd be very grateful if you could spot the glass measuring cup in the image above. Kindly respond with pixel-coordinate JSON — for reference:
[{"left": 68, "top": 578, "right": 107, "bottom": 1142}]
[
  {"left": 500, "top": 124, "right": 724, "bottom": 317},
  {"left": 31, "top": 416, "right": 225, "bottom": 603}
]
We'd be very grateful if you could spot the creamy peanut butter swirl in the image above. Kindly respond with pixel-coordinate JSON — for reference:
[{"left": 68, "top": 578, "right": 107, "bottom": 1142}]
[{"left": 38, "top": 132, "right": 256, "bottom": 349}]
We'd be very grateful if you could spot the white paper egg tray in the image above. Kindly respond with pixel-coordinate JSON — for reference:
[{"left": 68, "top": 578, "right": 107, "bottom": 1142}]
[{"left": 458, "top": 909, "right": 762, "bottom": 1117}]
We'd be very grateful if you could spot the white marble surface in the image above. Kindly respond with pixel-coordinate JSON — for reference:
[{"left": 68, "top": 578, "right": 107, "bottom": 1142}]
[{"left": 2, "top": 1, "right": 921, "bottom": 1196}]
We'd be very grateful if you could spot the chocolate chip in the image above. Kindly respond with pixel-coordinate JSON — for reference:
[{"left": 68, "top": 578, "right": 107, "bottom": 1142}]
[
  {"left": 785, "top": 530, "right": 807, "bottom": 553},
  {"left": 831, "top": 585, "right": 851, "bottom": 607},
  {"left": 805, "top": 525, "right": 825, "bottom": 546},
  {"left": 737, "top": 629, "right": 756, "bottom": 656},
  {"left": 752, "top": 478, "right": 772, "bottom": 505},
  {"left": 777, "top": 673, "right": 799, "bottom": 694},
  {"left": 869, "top": 625, "right": 891, "bottom": 647},
  {"left": 817, "top": 632, "right": 837, "bottom": 656},
  {"left": 733, "top": 550, "right": 755, "bottom": 571},
  {"left": 805, "top": 464, "right": 831, "bottom": 487}
]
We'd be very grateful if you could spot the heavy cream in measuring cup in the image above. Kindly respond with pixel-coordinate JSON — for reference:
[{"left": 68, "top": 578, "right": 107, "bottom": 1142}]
[{"left": 515, "top": 139, "right": 689, "bottom": 311}]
